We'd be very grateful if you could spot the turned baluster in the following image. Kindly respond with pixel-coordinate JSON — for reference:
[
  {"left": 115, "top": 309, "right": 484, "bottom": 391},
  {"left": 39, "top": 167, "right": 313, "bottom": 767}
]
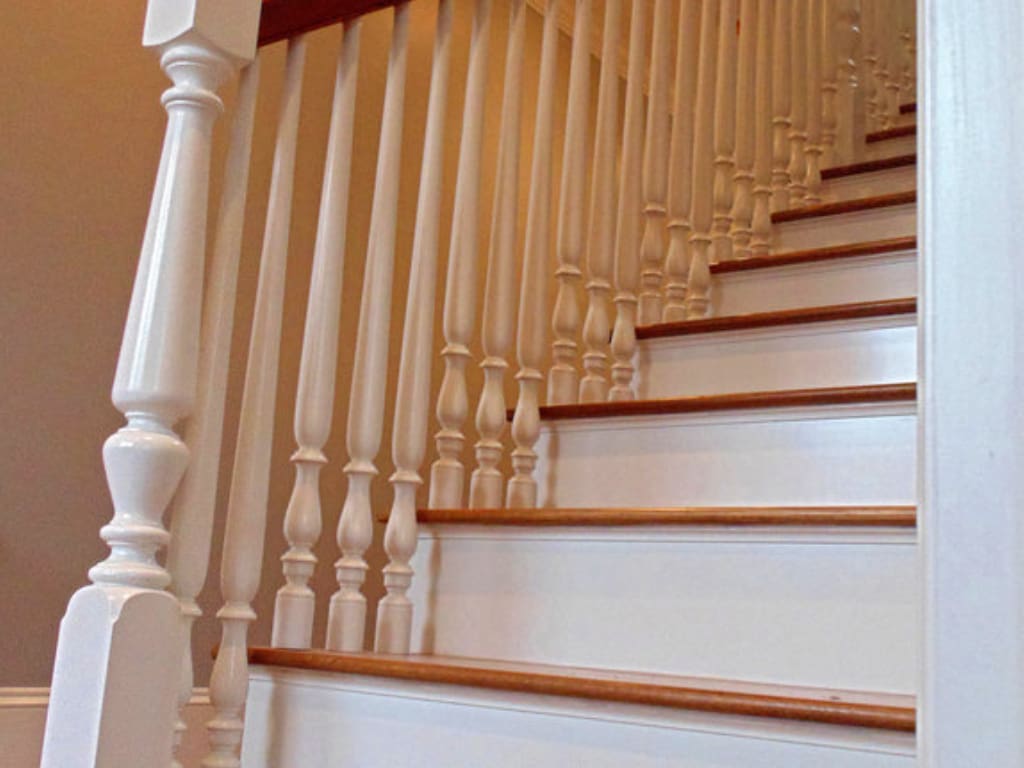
[
  {"left": 821, "top": 0, "right": 839, "bottom": 167},
  {"left": 663, "top": 0, "right": 701, "bottom": 322},
  {"left": 548, "top": 0, "right": 591, "bottom": 405},
  {"left": 327, "top": 4, "right": 410, "bottom": 652},
  {"left": 835, "top": 0, "right": 864, "bottom": 164},
  {"left": 429, "top": 0, "right": 492, "bottom": 507},
  {"left": 637, "top": 0, "right": 673, "bottom": 326},
  {"left": 711, "top": 0, "right": 739, "bottom": 264},
  {"left": 376, "top": 0, "right": 451, "bottom": 653},
  {"left": 204, "top": 34, "right": 306, "bottom": 768},
  {"left": 470, "top": 0, "right": 525, "bottom": 509},
  {"left": 579, "top": 0, "right": 620, "bottom": 402},
  {"left": 880, "top": 2, "right": 902, "bottom": 126},
  {"left": 729, "top": 0, "right": 758, "bottom": 261},
  {"left": 609, "top": 0, "right": 647, "bottom": 400},
  {"left": 750, "top": 0, "right": 775, "bottom": 258},
  {"left": 770, "top": 0, "right": 792, "bottom": 211},
  {"left": 164, "top": 58, "right": 259, "bottom": 768},
  {"left": 508, "top": 0, "right": 560, "bottom": 508},
  {"left": 862, "top": 0, "right": 883, "bottom": 130},
  {"left": 787, "top": 0, "right": 809, "bottom": 205},
  {"left": 273, "top": 21, "right": 360, "bottom": 651},
  {"left": 686, "top": 0, "right": 719, "bottom": 318},
  {"left": 900, "top": 0, "right": 915, "bottom": 102},
  {"left": 805, "top": 0, "right": 825, "bottom": 204}
]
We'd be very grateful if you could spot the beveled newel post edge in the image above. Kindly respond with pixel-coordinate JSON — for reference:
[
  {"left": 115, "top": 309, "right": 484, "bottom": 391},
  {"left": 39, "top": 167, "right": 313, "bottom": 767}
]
[{"left": 40, "top": 2, "right": 258, "bottom": 766}]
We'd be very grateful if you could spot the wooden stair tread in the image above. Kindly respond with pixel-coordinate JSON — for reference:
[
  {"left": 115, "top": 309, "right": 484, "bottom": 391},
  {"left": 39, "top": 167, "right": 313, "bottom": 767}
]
[
  {"left": 900, "top": 102, "right": 917, "bottom": 114},
  {"left": 516, "top": 383, "right": 916, "bottom": 422},
  {"left": 712, "top": 236, "right": 916, "bottom": 274},
  {"left": 866, "top": 124, "right": 916, "bottom": 143},
  {"left": 636, "top": 298, "right": 915, "bottom": 340},
  {"left": 248, "top": 648, "right": 916, "bottom": 732},
  {"left": 821, "top": 153, "right": 916, "bottom": 180},
  {"left": 413, "top": 506, "right": 917, "bottom": 527},
  {"left": 772, "top": 191, "right": 915, "bottom": 223}
]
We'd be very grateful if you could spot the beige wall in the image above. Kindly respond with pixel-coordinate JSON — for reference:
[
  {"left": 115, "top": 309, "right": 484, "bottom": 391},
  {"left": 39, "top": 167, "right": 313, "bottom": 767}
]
[{"left": 1, "top": 0, "right": 598, "bottom": 686}]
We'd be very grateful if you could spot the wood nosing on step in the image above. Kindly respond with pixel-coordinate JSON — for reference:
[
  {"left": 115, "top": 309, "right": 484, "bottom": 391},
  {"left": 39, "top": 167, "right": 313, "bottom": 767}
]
[
  {"left": 900, "top": 102, "right": 916, "bottom": 114},
  {"left": 711, "top": 236, "right": 917, "bottom": 274},
  {"left": 413, "top": 506, "right": 917, "bottom": 528},
  {"left": 821, "top": 154, "right": 916, "bottom": 180},
  {"left": 636, "top": 298, "right": 916, "bottom": 339},
  {"left": 771, "top": 191, "right": 916, "bottom": 223},
  {"left": 247, "top": 648, "right": 917, "bottom": 732},
  {"left": 866, "top": 124, "right": 916, "bottom": 143}
]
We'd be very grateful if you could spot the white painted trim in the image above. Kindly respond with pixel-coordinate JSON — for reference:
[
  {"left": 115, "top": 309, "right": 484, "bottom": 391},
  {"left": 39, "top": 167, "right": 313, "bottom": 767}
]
[{"left": 918, "top": 0, "right": 1024, "bottom": 764}]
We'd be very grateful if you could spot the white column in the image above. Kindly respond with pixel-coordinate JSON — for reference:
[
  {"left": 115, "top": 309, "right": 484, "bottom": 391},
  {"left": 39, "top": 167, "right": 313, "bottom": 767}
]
[
  {"left": 711, "top": 0, "right": 739, "bottom": 264},
  {"left": 470, "top": 0, "right": 525, "bottom": 509},
  {"left": 750, "top": 0, "right": 775, "bottom": 258},
  {"left": 729, "top": 0, "right": 758, "bottom": 261},
  {"left": 686, "top": 0, "right": 719, "bottom": 318},
  {"left": 202, "top": 34, "right": 305, "bottom": 768},
  {"left": 327, "top": 4, "right": 411, "bottom": 653},
  {"left": 835, "top": 0, "right": 864, "bottom": 165},
  {"left": 548, "top": 0, "right": 592, "bottom": 405},
  {"left": 663, "top": 0, "right": 701, "bottom": 322},
  {"left": 637, "top": 0, "right": 673, "bottom": 326},
  {"left": 609, "top": 0, "right": 647, "bottom": 401},
  {"left": 429, "top": 0, "right": 492, "bottom": 508},
  {"left": 805, "top": 0, "right": 825, "bottom": 203},
  {"left": 771, "top": 0, "right": 793, "bottom": 210},
  {"left": 579, "top": 0, "right": 621, "bottom": 402},
  {"left": 272, "top": 21, "right": 360, "bottom": 651},
  {"left": 787, "top": 0, "right": 809, "bottom": 205},
  {"left": 164, "top": 58, "right": 259, "bottom": 768},
  {"left": 39, "top": 4, "right": 257, "bottom": 766},
  {"left": 821, "top": 0, "right": 839, "bottom": 167},
  {"left": 375, "top": 0, "right": 451, "bottom": 654},
  {"left": 507, "top": 0, "right": 560, "bottom": 508}
]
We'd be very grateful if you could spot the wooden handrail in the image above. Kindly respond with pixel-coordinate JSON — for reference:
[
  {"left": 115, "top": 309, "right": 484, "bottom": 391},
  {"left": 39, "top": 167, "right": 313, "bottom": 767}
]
[{"left": 259, "top": 0, "right": 407, "bottom": 46}]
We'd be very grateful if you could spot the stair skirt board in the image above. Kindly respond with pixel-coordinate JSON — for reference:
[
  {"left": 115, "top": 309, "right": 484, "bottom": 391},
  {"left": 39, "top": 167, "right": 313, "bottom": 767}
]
[
  {"left": 772, "top": 200, "right": 915, "bottom": 253},
  {"left": 242, "top": 665, "right": 915, "bottom": 768}
]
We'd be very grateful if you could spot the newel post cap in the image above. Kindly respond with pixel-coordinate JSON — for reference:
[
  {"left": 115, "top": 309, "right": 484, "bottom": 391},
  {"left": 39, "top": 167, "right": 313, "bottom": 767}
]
[{"left": 143, "top": 0, "right": 261, "bottom": 63}]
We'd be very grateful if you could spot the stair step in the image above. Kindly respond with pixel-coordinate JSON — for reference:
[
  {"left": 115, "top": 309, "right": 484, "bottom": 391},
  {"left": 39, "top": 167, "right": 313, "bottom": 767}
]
[
  {"left": 865, "top": 124, "right": 916, "bottom": 160},
  {"left": 821, "top": 155, "right": 916, "bottom": 201},
  {"left": 900, "top": 102, "right": 916, "bottom": 114},
  {"left": 772, "top": 191, "right": 916, "bottom": 224},
  {"left": 821, "top": 155, "right": 916, "bottom": 180},
  {"left": 772, "top": 193, "right": 915, "bottom": 252},
  {"left": 867, "top": 125, "right": 916, "bottom": 143}
]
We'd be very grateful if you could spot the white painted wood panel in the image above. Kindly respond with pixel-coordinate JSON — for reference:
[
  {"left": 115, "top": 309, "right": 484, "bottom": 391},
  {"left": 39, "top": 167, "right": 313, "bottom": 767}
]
[
  {"left": 822, "top": 164, "right": 916, "bottom": 201},
  {"left": 863, "top": 135, "right": 915, "bottom": 160},
  {"left": 773, "top": 203, "right": 915, "bottom": 251}
]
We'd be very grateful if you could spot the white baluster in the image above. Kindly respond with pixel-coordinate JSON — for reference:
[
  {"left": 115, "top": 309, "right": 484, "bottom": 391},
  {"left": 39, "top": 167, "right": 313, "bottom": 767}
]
[
  {"left": 729, "top": 0, "right": 758, "bottom": 261},
  {"left": 835, "top": 0, "right": 864, "bottom": 164},
  {"left": 805, "top": 0, "right": 825, "bottom": 204},
  {"left": 663, "top": 0, "right": 701, "bottom": 322},
  {"left": 609, "top": 0, "right": 647, "bottom": 400},
  {"left": 549, "top": 0, "right": 591, "bottom": 405},
  {"left": 787, "top": 0, "right": 809, "bottom": 205},
  {"left": 862, "top": 0, "right": 883, "bottom": 130},
  {"left": 900, "top": 0, "right": 915, "bottom": 102},
  {"left": 751, "top": 0, "right": 775, "bottom": 258},
  {"left": 579, "top": 0, "right": 620, "bottom": 402},
  {"left": 273, "top": 21, "right": 360, "bottom": 651},
  {"left": 375, "top": 0, "right": 450, "bottom": 654},
  {"left": 39, "top": 4, "right": 256, "bottom": 765},
  {"left": 771, "top": 0, "right": 792, "bottom": 210},
  {"left": 637, "top": 0, "right": 673, "bottom": 326},
  {"left": 164, "top": 58, "right": 259, "bottom": 768},
  {"left": 821, "top": 0, "right": 839, "bottom": 167},
  {"left": 880, "top": 2, "right": 902, "bottom": 125},
  {"left": 507, "top": 0, "right": 560, "bottom": 508},
  {"left": 686, "top": 0, "right": 720, "bottom": 319},
  {"left": 470, "top": 0, "right": 525, "bottom": 509},
  {"left": 327, "top": 4, "right": 411, "bottom": 653},
  {"left": 429, "top": 0, "right": 492, "bottom": 507},
  {"left": 711, "top": 0, "right": 739, "bottom": 264},
  {"left": 203, "top": 34, "right": 305, "bottom": 768}
]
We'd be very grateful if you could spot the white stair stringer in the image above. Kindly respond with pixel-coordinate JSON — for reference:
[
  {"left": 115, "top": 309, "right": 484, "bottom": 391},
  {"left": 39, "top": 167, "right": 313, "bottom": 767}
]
[
  {"left": 822, "top": 162, "right": 916, "bottom": 202},
  {"left": 243, "top": 666, "right": 915, "bottom": 768},
  {"left": 772, "top": 201, "right": 915, "bottom": 252}
]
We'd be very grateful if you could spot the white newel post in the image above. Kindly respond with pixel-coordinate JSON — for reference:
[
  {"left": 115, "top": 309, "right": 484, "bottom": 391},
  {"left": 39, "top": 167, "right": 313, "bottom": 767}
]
[
  {"left": 835, "top": 0, "right": 863, "bottom": 165},
  {"left": 39, "top": 3, "right": 257, "bottom": 766},
  {"left": 729, "top": 0, "right": 758, "bottom": 261},
  {"left": 548, "top": 0, "right": 591, "bottom": 406},
  {"left": 429, "top": 0, "right": 492, "bottom": 509},
  {"left": 609, "top": 0, "right": 647, "bottom": 401},
  {"left": 637, "top": 0, "right": 672, "bottom": 326},
  {"left": 507, "top": 0, "right": 560, "bottom": 508},
  {"left": 579, "top": 0, "right": 621, "bottom": 403},
  {"left": 328, "top": 4, "right": 410, "bottom": 652},
  {"left": 711, "top": 0, "right": 739, "bottom": 264},
  {"left": 203, "top": 34, "right": 307, "bottom": 768},
  {"left": 770, "top": 0, "right": 793, "bottom": 210},
  {"left": 470, "top": 0, "right": 525, "bottom": 509},
  {"left": 164, "top": 57, "right": 260, "bottom": 768},
  {"left": 273, "top": 21, "right": 361, "bottom": 651},
  {"left": 663, "top": 0, "right": 701, "bottom": 322},
  {"left": 805, "top": 0, "right": 825, "bottom": 204},
  {"left": 787, "top": 0, "right": 809, "bottom": 205},
  {"left": 750, "top": 0, "right": 775, "bottom": 258},
  {"left": 376, "top": 0, "right": 452, "bottom": 651}
]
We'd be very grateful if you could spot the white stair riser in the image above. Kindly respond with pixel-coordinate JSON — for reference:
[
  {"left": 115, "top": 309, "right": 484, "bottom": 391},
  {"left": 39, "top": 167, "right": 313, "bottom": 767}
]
[
  {"left": 535, "top": 406, "right": 916, "bottom": 507},
  {"left": 864, "top": 136, "right": 916, "bottom": 160},
  {"left": 244, "top": 669, "right": 915, "bottom": 768},
  {"left": 713, "top": 250, "right": 917, "bottom": 315},
  {"left": 773, "top": 205, "right": 915, "bottom": 252},
  {"left": 408, "top": 530, "right": 917, "bottom": 692},
  {"left": 637, "top": 319, "right": 916, "bottom": 398},
  {"left": 895, "top": 111, "right": 916, "bottom": 127},
  {"left": 823, "top": 165, "right": 916, "bottom": 202}
]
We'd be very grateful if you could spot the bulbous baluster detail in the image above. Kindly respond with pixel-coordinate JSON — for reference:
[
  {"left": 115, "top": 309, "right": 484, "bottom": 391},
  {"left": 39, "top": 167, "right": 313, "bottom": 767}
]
[
  {"left": 711, "top": 0, "right": 739, "bottom": 264},
  {"left": 730, "top": 0, "right": 758, "bottom": 261},
  {"left": 751, "top": 0, "right": 775, "bottom": 257},
  {"left": 771, "top": 0, "right": 793, "bottom": 211},
  {"left": 787, "top": 0, "right": 809, "bottom": 205}
]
